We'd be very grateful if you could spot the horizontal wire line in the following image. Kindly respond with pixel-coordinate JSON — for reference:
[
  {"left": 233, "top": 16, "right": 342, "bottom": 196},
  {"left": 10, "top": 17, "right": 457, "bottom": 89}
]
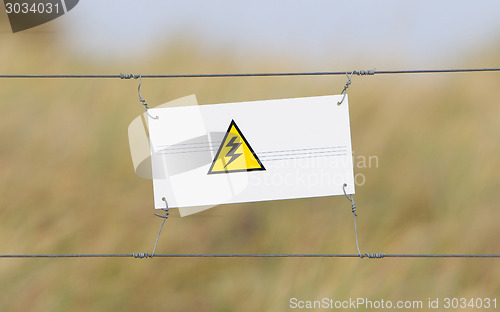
[
  {"left": 1, "top": 68, "right": 500, "bottom": 79},
  {"left": 0, "top": 254, "right": 499, "bottom": 259},
  {"left": 2, "top": 67, "right": 499, "bottom": 261}
]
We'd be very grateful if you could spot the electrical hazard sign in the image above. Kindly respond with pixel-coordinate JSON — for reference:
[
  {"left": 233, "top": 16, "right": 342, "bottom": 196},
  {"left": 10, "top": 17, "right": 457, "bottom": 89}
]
[
  {"left": 208, "top": 120, "right": 266, "bottom": 174},
  {"left": 147, "top": 94, "right": 355, "bottom": 209}
]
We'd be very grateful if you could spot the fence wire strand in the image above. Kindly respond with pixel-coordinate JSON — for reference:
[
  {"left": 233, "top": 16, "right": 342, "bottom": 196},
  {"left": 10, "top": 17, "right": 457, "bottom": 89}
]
[
  {"left": 0, "top": 68, "right": 500, "bottom": 79},
  {"left": 0, "top": 254, "right": 499, "bottom": 259}
]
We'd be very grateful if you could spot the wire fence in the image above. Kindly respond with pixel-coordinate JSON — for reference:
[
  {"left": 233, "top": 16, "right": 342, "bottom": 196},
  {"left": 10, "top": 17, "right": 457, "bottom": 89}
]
[
  {"left": 0, "top": 68, "right": 500, "bottom": 79},
  {"left": 1, "top": 66, "right": 499, "bottom": 260},
  {"left": 0, "top": 254, "right": 499, "bottom": 259}
]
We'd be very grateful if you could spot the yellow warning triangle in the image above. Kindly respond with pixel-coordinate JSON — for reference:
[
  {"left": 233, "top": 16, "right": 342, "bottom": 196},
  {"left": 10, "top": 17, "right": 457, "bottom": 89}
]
[{"left": 208, "top": 120, "right": 266, "bottom": 174}]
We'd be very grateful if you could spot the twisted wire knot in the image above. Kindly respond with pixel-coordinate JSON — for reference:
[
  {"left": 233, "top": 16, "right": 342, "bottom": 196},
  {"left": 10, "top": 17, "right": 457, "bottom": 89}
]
[
  {"left": 356, "top": 69, "right": 376, "bottom": 75},
  {"left": 362, "top": 253, "right": 385, "bottom": 259},
  {"left": 120, "top": 73, "right": 139, "bottom": 79},
  {"left": 154, "top": 209, "right": 169, "bottom": 219},
  {"left": 133, "top": 253, "right": 152, "bottom": 259}
]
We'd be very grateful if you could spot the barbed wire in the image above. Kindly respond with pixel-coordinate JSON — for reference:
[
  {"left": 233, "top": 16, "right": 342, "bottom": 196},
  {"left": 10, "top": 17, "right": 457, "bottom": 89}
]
[{"left": 0, "top": 68, "right": 499, "bottom": 79}]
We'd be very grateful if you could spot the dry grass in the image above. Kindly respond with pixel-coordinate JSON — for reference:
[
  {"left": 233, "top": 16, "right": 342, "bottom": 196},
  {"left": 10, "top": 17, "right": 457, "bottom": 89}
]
[{"left": 0, "top": 31, "right": 499, "bottom": 311}]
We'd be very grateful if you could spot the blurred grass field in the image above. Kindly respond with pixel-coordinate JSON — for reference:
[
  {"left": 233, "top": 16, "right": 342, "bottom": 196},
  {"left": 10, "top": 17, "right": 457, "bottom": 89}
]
[{"left": 0, "top": 26, "right": 500, "bottom": 311}]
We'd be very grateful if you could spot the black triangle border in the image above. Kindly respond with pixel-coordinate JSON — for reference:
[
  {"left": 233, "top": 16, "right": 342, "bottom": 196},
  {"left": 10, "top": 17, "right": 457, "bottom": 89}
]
[{"left": 207, "top": 120, "right": 266, "bottom": 175}]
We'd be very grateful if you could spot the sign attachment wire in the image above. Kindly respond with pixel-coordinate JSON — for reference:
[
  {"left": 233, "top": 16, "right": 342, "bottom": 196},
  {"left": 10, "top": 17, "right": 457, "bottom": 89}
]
[{"left": 343, "top": 183, "right": 385, "bottom": 259}]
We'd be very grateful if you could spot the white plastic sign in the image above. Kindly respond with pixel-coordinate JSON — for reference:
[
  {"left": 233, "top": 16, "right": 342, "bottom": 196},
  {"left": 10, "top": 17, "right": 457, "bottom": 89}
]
[{"left": 148, "top": 95, "right": 355, "bottom": 209}]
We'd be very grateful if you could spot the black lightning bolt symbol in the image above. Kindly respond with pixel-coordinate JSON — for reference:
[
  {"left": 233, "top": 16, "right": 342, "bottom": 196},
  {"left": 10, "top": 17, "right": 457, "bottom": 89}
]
[{"left": 224, "top": 136, "right": 242, "bottom": 168}]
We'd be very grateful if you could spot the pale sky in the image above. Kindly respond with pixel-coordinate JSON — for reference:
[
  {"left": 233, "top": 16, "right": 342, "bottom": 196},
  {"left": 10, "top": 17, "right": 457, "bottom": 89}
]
[{"left": 6, "top": 0, "right": 500, "bottom": 66}]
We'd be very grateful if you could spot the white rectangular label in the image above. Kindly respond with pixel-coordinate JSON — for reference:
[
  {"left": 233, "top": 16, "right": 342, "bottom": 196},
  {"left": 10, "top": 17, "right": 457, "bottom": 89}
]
[{"left": 148, "top": 95, "right": 355, "bottom": 209}]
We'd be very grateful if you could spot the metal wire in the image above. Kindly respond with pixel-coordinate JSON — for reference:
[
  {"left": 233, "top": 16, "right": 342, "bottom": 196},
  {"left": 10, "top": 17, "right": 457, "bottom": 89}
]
[
  {"left": 0, "top": 66, "right": 498, "bottom": 260},
  {"left": 337, "top": 71, "right": 354, "bottom": 105},
  {"left": 342, "top": 184, "right": 363, "bottom": 257},
  {"left": 1, "top": 68, "right": 500, "bottom": 79},
  {"left": 0, "top": 254, "right": 498, "bottom": 258},
  {"left": 150, "top": 197, "right": 170, "bottom": 258},
  {"left": 135, "top": 74, "right": 158, "bottom": 120},
  {"left": 342, "top": 184, "right": 386, "bottom": 259}
]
